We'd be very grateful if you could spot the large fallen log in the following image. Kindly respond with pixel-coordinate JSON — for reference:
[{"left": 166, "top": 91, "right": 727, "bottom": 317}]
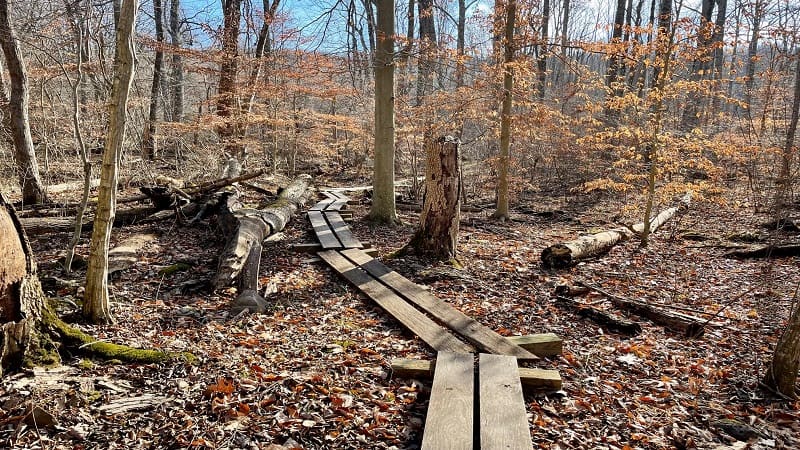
[
  {"left": 19, "top": 206, "right": 158, "bottom": 234},
  {"left": 217, "top": 175, "right": 313, "bottom": 314},
  {"left": 541, "top": 192, "right": 692, "bottom": 268}
]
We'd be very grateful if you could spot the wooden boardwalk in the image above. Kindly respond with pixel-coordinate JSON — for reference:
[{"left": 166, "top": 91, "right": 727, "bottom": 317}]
[{"left": 307, "top": 191, "right": 562, "bottom": 449}]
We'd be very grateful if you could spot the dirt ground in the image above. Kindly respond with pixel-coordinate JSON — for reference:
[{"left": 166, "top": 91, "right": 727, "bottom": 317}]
[{"left": 1, "top": 175, "right": 799, "bottom": 450}]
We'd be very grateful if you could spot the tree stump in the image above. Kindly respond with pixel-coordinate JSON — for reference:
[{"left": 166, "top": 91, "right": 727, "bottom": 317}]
[{"left": 403, "top": 136, "right": 461, "bottom": 260}]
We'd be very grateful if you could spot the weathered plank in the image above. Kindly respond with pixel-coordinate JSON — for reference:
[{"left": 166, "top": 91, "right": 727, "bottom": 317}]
[
  {"left": 310, "top": 198, "right": 335, "bottom": 211},
  {"left": 325, "top": 212, "right": 363, "bottom": 249},
  {"left": 319, "top": 250, "right": 473, "bottom": 353},
  {"left": 391, "top": 358, "right": 562, "bottom": 392},
  {"left": 506, "top": 334, "right": 563, "bottom": 357},
  {"left": 340, "top": 248, "right": 536, "bottom": 360},
  {"left": 308, "top": 210, "right": 342, "bottom": 249},
  {"left": 479, "top": 354, "right": 533, "bottom": 450},
  {"left": 420, "top": 352, "right": 474, "bottom": 450}
]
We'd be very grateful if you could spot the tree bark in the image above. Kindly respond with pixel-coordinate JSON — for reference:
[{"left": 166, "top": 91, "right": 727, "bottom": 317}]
[
  {"left": 775, "top": 51, "right": 800, "bottom": 215},
  {"left": 541, "top": 193, "right": 691, "bottom": 268},
  {"left": 369, "top": 0, "right": 398, "bottom": 224},
  {"left": 0, "top": 0, "right": 47, "bottom": 205},
  {"left": 679, "top": 0, "right": 714, "bottom": 131},
  {"left": 169, "top": 0, "right": 183, "bottom": 121},
  {"left": 415, "top": 0, "right": 436, "bottom": 105},
  {"left": 743, "top": 0, "right": 764, "bottom": 110},
  {"left": 554, "top": 295, "right": 642, "bottom": 335},
  {"left": 84, "top": 0, "right": 138, "bottom": 324},
  {"left": 218, "top": 0, "right": 243, "bottom": 156},
  {"left": 402, "top": 136, "right": 461, "bottom": 260},
  {"left": 142, "top": 0, "right": 164, "bottom": 159},
  {"left": 493, "top": 0, "right": 516, "bottom": 220},
  {"left": 537, "top": 0, "right": 549, "bottom": 99},
  {"left": 764, "top": 302, "right": 800, "bottom": 398}
]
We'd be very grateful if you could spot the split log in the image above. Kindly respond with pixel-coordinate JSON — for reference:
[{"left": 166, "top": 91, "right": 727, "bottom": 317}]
[
  {"left": 390, "top": 358, "right": 562, "bottom": 392},
  {"left": 541, "top": 192, "right": 692, "bottom": 268},
  {"left": 725, "top": 244, "right": 800, "bottom": 259},
  {"left": 554, "top": 295, "right": 642, "bottom": 335},
  {"left": 578, "top": 281, "right": 705, "bottom": 337},
  {"left": 218, "top": 175, "right": 314, "bottom": 314}
]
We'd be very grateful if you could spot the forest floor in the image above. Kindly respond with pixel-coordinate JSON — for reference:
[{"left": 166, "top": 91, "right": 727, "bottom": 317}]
[{"left": 1, "top": 172, "right": 800, "bottom": 450}]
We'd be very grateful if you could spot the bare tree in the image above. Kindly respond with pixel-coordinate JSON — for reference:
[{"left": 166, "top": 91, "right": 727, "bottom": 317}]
[
  {"left": 169, "top": 0, "right": 183, "bottom": 121},
  {"left": 84, "top": 0, "right": 138, "bottom": 324},
  {"left": 493, "top": 0, "right": 516, "bottom": 220},
  {"left": 142, "top": 0, "right": 164, "bottom": 159},
  {"left": 369, "top": 0, "right": 398, "bottom": 223},
  {"left": 218, "top": 0, "right": 242, "bottom": 156},
  {"left": 0, "top": 0, "right": 47, "bottom": 205}
]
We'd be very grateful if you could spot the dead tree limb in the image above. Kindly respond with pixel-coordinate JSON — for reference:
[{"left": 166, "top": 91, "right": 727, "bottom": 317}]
[
  {"left": 541, "top": 192, "right": 692, "bottom": 268},
  {"left": 726, "top": 244, "right": 800, "bottom": 259},
  {"left": 554, "top": 295, "right": 642, "bottom": 335},
  {"left": 215, "top": 175, "right": 314, "bottom": 314}
]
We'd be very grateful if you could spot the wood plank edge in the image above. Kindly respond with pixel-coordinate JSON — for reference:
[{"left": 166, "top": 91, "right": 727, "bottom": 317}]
[
  {"left": 391, "top": 358, "right": 562, "bottom": 392},
  {"left": 506, "top": 334, "right": 563, "bottom": 357}
]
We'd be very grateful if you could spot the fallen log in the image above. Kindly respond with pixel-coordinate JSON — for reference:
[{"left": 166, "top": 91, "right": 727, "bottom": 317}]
[
  {"left": 725, "top": 244, "right": 800, "bottom": 259},
  {"left": 541, "top": 192, "right": 692, "bottom": 268},
  {"left": 218, "top": 175, "right": 314, "bottom": 314},
  {"left": 108, "top": 233, "right": 157, "bottom": 276},
  {"left": 554, "top": 295, "right": 641, "bottom": 335},
  {"left": 577, "top": 281, "right": 704, "bottom": 337},
  {"left": 18, "top": 207, "right": 159, "bottom": 234}
]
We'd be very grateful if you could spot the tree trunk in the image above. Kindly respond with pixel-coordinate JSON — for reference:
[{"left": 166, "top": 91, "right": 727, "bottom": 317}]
[
  {"left": 142, "top": 0, "right": 164, "bottom": 159},
  {"left": 743, "top": 0, "right": 764, "bottom": 110},
  {"left": 775, "top": 51, "right": 800, "bottom": 216},
  {"left": 169, "top": 0, "right": 183, "bottom": 121},
  {"left": 679, "top": 0, "right": 714, "bottom": 131},
  {"left": 369, "top": 0, "right": 398, "bottom": 224},
  {"left": 0, "top": 0, "right": 47, "bottom": 205},
  {"left": 0, "top": 193, "right": 54, "bottom": 376},
  {"left": 403, "top": 136, "right": 461, "bottom": 260},
  {"left": 415, "top": 0, "right": 436, "bottom": 105},
  {"left": 84, "top": 0, "right": 138, "bottom": 324},
  {"left": 492, "top": 0, "right": 516, "bottom": 220},
  {"left": 218, "top": 0, "right": 242, "bottom": 156},
  {"left": 541, "top": 193, "right": 691, "bottom": 268},
  {"left": 764, "top": 302, "right": 800, "bottom": 398},
  {"left": 537, "top": 0, "right": 549, "bottom": 99}
]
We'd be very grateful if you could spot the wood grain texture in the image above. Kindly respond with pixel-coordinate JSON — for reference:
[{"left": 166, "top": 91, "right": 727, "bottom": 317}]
[
  {"left": 390, "top": 358, "right": 562, "bottom": 392},
  {"left": 340, "top": 248, "right": 536, "bottom": 360},
  {"left": 479, "top": 354, "right": 533, "bottom": 450},
  {"left": 310, "top": 198, "right": 334, "bottom": 211},
  {"left": 420, "top": 352, "right": 474, "bottom": 450},
  {"left": 319, "top": 250, "right": 473, "bottom": 353},
  {"left": 506, "top": 334, "right": 562, "bottom": 357},
  {"left": 324, "top": 212, "right": 363, "bottom": 248},
  {"left": 308, "top": 210, "right": 342, "bottom": 248}
]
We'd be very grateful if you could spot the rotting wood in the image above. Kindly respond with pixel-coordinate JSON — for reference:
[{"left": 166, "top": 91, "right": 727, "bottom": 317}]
[
  {"left": 541, "top": 192, "right": 692, "bottom": 268},
  {"left": 217, "top": 175, "right": 313, "bottom": 315},
  {"left": 479, "top": 354, "right": 534, "bottom": 450},
  {"left": 577, "top": 281, "right": 705, "bottom": 337},
  {"left": 391, "top": 358, "right": 562, "bottom": 391},
  {"left": 318, "top": 250, "right": 474, "bottom": 353},
  {"left": 108, "top": 233, "right": 157, "bottom": 276},
  {"left": 725, "top": 244, "right": 800, "bottom": 259},
  {"left": 340, "top": 248, "right": 537, "bottom": 360},
  {"left": 420, "top": 352, "right": 474, "bottom": 450},
  {"left": 19, "top": 206, "right": 158, "bottom": 234},
  {"left": 554, "top": 295, "right": 642, "bottom": 335}
]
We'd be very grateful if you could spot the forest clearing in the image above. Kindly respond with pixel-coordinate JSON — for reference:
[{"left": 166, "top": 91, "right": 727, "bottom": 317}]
[{"left": 1, "top": 0, "right": 800, "bottom": 448}]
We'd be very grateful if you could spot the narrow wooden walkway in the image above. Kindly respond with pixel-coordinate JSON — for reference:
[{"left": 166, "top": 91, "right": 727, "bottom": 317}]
[{"left": 307, "top": 191, "right": 562, "bottom": 449}]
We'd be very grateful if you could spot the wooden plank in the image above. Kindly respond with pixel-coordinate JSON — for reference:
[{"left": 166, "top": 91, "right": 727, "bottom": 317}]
[
  {"left": 327, "top": 198, "right": 349, "bottom": 211},
  {"left": 308, "top": 211, "right": 342, "bottom": 249},
  {"left": 319, "top": 250, "right": 473, "bottom": 353},
  {"left": 340, "top": 248, "right": 537, "bottom": 360},
  {"left": 390, "top": 358, "right": 561, "bottom": 392},
  {"left": 291, "top": 243, "right": 377, "bottom": 256},
  {"left": 421, "top": 352, "right": 474, "bottom": 450},
  {"left": 506, "top": 334, "right": 563, "bottom": 357},
  {"left": 479, "top": 354, "right": 533, "bottom": 450},
  {"left": 310, "top": 198, "right": 335, "bottom": 211},
  {"left": 325, "top": 212, "right": 363, "bottom": 249}
]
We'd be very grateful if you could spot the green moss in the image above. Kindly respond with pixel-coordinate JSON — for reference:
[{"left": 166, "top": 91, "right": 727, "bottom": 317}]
[
  {"left": 77, "top": 358, "right": 94, "bottom": 370},
  {"left": 84, "top": 390, "right": 102, "bottom": 403},
  {"left": 43, "top": 309, "right": 197, "bottom": 365},
  {"left": 158, "top": 262, "right": 193, "bottom": 276}
]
